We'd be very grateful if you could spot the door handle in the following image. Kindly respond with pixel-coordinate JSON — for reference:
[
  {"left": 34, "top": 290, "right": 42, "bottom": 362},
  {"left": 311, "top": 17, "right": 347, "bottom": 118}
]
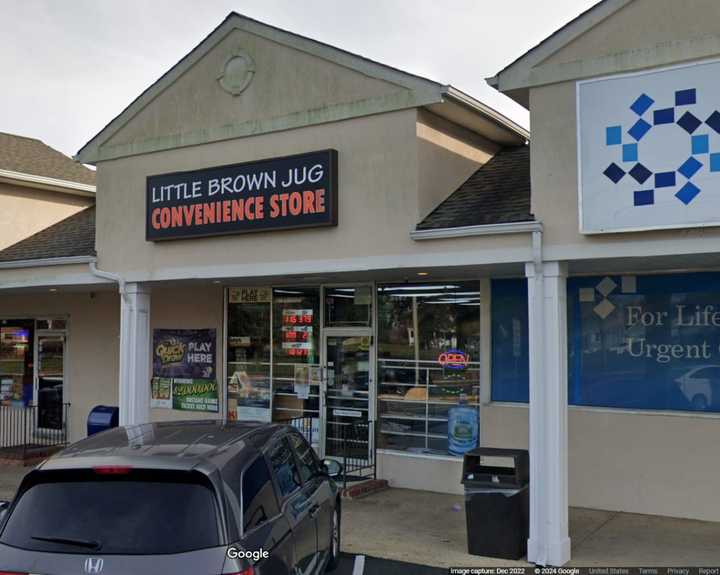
[{"left": 309, "top": 503, "right": 320, "bottom": 518}]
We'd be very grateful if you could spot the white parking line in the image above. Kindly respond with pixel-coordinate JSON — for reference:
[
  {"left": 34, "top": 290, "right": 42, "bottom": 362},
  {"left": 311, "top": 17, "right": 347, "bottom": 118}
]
[{"left": 352, "top": 554, "right": 366, "bottom": 575}]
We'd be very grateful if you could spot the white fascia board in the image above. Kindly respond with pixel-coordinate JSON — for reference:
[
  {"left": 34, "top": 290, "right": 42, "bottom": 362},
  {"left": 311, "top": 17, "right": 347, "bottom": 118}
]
[
  {"left": 123, "top": 248, "right": 532, "bottom": 283},
  {"left": 441, "top": 86, "right": 530, "bottom": 142},
  {"left": 0, "top": 169, "right": 95, "bottom": 197},
  {"left": 0, "top": 256, "right": 96, "bottom": 270},
  {"left": 487, "top": 0, "right": 632, "bottom": 93},
  {"left": 410, "top": 221, "right": 542, "bottom": 241}
]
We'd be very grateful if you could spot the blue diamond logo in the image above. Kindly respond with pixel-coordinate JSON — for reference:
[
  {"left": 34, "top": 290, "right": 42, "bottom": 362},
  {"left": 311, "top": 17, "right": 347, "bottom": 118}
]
[
  {"left": 676, "top": 182, "right": 700, "bottom": 205},
  {"left": 678, "top": 157, "right": 702, "bottom": 179},
  {"left": 606, "top": 126, "right": 622, "bottom": 146},
  {"left": 622, "top": 143, "right": 638, "bottom": 162},
  {"left": 630, "top": 94, "right": 654, "bottom": 116},
  {"left": 655, "top": 172, "right": 676, "bottom": 188},
  {"left": 628, "top": 119, "right": 652, "bottom": 141},
  {"left": 604, "top": 163, "right": 626, "bottom": 184},
  {"left": 678, "top": 111, "right": 702, "bottom": 134},
  {"left": 675, "top": 89, "right": 696, "bottom": 106},
  {"left": 634, "top": 190, "right": 654, "bottom": 206},
  {"left": 654, "top": 108, "right": 674, "bottom": 125},
  {"left": 692, "top": 134, "right": 709, "bottom": 155},
  {"left": 706, "top": 111, "right": 720, "bottom": 134},
  {"left": 629, "top": 163, "right": 652, "bottom": 184}
]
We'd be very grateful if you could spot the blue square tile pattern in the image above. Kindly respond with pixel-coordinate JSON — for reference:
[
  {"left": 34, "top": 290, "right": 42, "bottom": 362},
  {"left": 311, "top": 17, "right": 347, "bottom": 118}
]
[
  {"left": 630, "top": 93, "right": 654, "bottom": 116},
  {"left": 676, "top": 182, "right": 700, "bottom": 205},
  {"left": 628, "top": 119, "right": 652, "bottom": 141},
  {"left": 622, "top": 143, "right": 638, "bottom": 162},
  {"left": 675, "top": 89, "right": 696, "bottom": 106},
  {"left": 604, "top": 163, "right": 626, "bottom": 184},
  {"left": 654, "top": 108, "right": 674, "bottom": 125},
  {"left": 655, "top": 172, "right": 676, "bottom": 188},
  {"left": 634, "top": 190, "right": 654, "bottom": 206},
  {"left": 692, "top": 134, "right": 709, "bottom": 155},
  {"left": 678, "top": 157, "right": 702, "bottom": 179}
]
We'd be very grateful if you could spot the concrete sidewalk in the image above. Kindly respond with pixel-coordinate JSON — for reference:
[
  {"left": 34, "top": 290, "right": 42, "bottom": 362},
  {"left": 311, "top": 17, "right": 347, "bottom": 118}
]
[
  {"left": 341, "top": 488, "right": 720, "bottom": 568},
  {"left": 0, "top": 465, "right": 28, "bottom": 500}
]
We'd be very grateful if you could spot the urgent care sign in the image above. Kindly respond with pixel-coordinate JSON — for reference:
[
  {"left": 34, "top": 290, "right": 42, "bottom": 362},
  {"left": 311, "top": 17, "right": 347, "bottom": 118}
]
[{"left": 146, "top": 149, "right": 338, "bottom": 240}]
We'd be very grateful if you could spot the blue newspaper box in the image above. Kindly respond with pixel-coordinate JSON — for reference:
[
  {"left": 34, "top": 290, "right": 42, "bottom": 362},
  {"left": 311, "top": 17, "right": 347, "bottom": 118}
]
[{"left": 87, "top": 405, "right": 119, "bottom": 436}]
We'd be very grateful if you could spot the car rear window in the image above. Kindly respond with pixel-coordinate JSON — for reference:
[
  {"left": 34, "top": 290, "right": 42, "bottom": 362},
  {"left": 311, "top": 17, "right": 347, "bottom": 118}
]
[{"left": 0, "top": 469, "right": 221, "bottom": 555}]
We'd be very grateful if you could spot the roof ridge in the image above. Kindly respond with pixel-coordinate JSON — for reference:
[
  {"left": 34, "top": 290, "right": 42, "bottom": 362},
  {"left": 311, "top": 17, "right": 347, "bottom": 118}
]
[{"left": 0, "top": 131, "right": 42, "bottom": 142}]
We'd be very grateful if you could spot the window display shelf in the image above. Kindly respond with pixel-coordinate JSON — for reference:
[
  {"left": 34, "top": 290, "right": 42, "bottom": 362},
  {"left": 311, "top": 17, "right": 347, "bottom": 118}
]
[
  {"left": 380, "top": 413, "right": 448, "bottom": 422},
  {"left": 274, "top": 392, "right": 320, "bottom": 399},
  {"left": 379, "top": 429, "right": 447, "bottom": 439},
  {"left": 378, "top": 396, "right": 476, "bottom": 405}
]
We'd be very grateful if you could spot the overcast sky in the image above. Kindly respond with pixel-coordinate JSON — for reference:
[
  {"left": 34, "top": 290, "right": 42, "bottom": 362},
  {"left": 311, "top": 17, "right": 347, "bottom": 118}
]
[{"left": 1, "top": 0, "right": 597, "bottom": 159}]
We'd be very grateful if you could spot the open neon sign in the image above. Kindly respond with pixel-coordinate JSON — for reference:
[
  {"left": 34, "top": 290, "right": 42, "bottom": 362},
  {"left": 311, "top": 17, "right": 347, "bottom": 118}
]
[{"left": 438, "top": 349, "right": 469, "bottom": 370}]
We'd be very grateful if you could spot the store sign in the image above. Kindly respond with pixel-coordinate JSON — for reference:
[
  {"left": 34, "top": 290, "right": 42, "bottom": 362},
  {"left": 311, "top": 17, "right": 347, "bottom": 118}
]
[
  {"left": 228, "top": 286, "right": 272, "bottom": 304},
  {"left": 569, "top": 273, "right": 720, "bottom": 413},
  {"left": 438, "top": 349, "right": 469, "bottom": 370},
  {"left": 577, "top": 60, "right": 720, "bottom": 233},
  {"left": 150, "top": 329, "right": 218, "bottom": 412},
  {"left": 146, "top": 150, "right": 338, "bottom": 240}
]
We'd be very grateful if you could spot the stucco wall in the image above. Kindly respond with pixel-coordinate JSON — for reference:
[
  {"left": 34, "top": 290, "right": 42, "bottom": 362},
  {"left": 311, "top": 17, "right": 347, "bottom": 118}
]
[
  {"left": 0, "top": 291, "right": 119, "bottom": 443},
  {"left": 95, "top": 110, "right": 531, "bottom": 281},
  {"left": 542, "top": 0, "right": 720, "bottom": 68},
  {"left": 0, "top": 182, "right": 92, "bottom": 250}
]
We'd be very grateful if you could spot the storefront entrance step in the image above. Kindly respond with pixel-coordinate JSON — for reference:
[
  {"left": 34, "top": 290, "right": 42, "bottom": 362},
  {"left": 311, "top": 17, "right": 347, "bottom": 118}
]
[{"left": 342, "top": 479, "right": 389, "bottom": 499}]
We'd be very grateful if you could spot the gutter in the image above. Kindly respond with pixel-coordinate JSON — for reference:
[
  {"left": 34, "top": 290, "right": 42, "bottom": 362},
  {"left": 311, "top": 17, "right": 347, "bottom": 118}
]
[
  {"left": 0, "top": 169, "right": 95, "bottom": 197},
  {"left": 410, "top": 220, "right": 542, "bottom": 241},
  {"left": 0, "top": 255, "right": 95, "bottom": 269}
]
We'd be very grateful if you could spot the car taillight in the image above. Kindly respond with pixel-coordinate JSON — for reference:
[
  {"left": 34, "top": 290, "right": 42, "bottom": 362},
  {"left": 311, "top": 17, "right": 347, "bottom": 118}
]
[
  {"left": 93, "top": 465, "right": 133, "bottom": 475},
  {"left": 227, "top": 569, "right": 254, "bottom": 575}
]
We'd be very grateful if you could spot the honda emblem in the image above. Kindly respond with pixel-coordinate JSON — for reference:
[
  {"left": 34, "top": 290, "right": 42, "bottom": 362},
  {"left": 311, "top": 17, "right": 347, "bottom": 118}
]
[{"left": 83, "top": 558, "right": 104, "bottom": 574}]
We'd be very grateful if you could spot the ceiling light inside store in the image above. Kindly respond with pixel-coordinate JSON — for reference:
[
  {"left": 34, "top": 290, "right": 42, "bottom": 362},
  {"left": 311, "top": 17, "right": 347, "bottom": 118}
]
[
  {"left": 49, "top": 288, "right": 58, "bottom": 292},
  {"left": 417, "top": 272, "right": 429, "bottom": 276}
]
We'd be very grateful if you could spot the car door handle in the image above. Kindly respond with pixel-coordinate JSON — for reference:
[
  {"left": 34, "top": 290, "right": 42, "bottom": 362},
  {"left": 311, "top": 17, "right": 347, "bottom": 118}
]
[{"left": 308, "top": 503, "right": 320, "bottom": 518}]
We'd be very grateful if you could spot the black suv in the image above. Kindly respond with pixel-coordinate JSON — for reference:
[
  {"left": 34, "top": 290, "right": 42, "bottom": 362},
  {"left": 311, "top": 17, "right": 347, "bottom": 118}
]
[{"left": 0, "top": 420, "right": 342, "bottom": 575}]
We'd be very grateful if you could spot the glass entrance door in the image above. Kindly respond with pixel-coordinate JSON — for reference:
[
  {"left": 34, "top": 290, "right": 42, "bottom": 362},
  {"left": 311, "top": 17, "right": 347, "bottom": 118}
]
[
  {"left": 36, "top": 333, "right": 65, "bottom": 430},
  {"left": 322, "top": 332, "right": 373, "bottom": 464}
]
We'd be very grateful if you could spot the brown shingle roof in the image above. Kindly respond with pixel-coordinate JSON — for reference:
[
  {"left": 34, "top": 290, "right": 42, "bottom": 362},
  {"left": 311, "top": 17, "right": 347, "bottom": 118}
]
[
  {"left": 416, "top": 146, "right": 533, "bottom": 230},
  {"left": 0, "top": 132, "right": 96, "bottom": 186},
  {"left": 0, "top": 206, "right": 96, "bottom": 262}
]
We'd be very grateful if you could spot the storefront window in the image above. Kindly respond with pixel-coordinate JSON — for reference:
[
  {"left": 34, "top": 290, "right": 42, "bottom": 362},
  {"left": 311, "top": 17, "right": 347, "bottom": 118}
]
[
  {"left": 271, "top": 288, "right": 321, "bottom": 422},
  {"left": 569, "top": 273, "right": 720, "bottom": 413},
  {"left": 0, "top": 320, "right": 34, "bottom": 407},
  {"left": 377, "top": 282, "right": 481, "bottom": 455},
  {"left": 324, "top": 286, "right": 372, "bottom": 326},
  {"left": 226, "top": 289, "right": 271, "bottom": 421}
]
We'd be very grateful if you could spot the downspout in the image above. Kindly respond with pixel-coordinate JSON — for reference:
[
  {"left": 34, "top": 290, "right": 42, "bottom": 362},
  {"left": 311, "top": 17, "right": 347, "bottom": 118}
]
[{"left": 89, "top": 259, "right": 128, "bottom": 303}]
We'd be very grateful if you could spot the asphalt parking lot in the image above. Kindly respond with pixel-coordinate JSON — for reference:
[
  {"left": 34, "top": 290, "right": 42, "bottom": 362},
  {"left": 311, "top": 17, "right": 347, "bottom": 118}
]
[{"left": 338, "top": 553, "right": 446, "bottom": 574}]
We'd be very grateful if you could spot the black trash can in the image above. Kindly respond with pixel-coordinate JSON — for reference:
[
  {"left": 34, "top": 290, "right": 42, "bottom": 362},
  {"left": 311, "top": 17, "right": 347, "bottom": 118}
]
[
  {"left": 87, "top": 405, "right": 120, "bottom": 436},
  {"left": 462, "top": 447, "right": 529, "bottom": 560}
]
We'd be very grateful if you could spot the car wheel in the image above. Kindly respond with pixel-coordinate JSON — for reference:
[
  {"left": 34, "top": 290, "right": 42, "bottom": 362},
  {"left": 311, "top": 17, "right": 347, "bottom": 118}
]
[
  {"left": 692, "top": 394, "right": 709, "bottom": 410},
  {"left": 326, "top": 504, "right": 341, "bottom": 572}
]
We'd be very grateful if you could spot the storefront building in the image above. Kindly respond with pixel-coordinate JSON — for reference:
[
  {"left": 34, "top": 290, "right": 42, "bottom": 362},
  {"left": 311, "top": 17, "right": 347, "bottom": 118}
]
[{"left": 3, "top": 1, "right": 720, "bottom": 565}]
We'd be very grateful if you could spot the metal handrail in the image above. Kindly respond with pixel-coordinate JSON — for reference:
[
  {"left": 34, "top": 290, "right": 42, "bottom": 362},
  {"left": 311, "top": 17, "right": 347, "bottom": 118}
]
[{"left": 0, "top": 403, "right": 71, "bottom": 459}]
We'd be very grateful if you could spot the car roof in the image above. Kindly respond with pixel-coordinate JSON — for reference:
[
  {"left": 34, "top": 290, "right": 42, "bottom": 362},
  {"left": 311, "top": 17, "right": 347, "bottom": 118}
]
[{"left": 37, "top": 420, "right": 292, "bottom": 473}]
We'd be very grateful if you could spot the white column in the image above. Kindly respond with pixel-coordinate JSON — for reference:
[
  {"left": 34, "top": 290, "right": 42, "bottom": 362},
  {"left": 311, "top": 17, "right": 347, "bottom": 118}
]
[
  {"left": 119, "top": 283, "right": 151, "bottom": 426},
  {"left": 525, "top": 261, "right": 570, "bottom": 566}
]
